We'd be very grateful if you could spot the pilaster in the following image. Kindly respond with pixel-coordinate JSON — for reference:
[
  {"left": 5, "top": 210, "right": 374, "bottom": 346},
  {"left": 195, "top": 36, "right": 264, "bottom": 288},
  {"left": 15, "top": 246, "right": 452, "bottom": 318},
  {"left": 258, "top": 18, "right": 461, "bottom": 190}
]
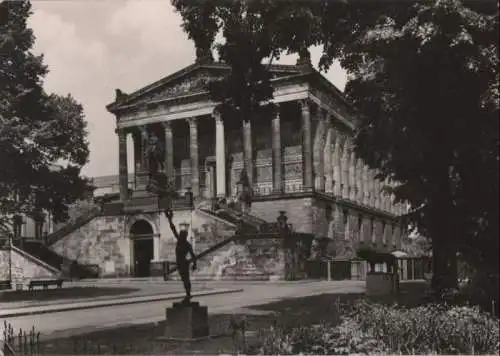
[
  {"left": 117, "top": 128, "right": 129, "bottom": 201},
  {"left": 356, "top": 158, "right": 364, "bottom": 203},
  {"left": 324, "top": 125, "right": 333, "bottom": 193},
  {"left": 272, "top": 108, "right": 283, "bottom": 193},
  {"left": 332, "top": 131, "right": 343, "bottom": 197},
  {"left": 348, "top": 149, "right": 357, "bottom": 200},
  {"left": 299, "top": 100, "right": 313, "bottom": 191},
  {"left": 188, "top": 118, "right": 200, "bottom": 197},
  {"left": 362, "top": 165, "right": 369, "bottom": 205},
  {"left": 341, "top": 139, "right": 351, "bottom": 199}
]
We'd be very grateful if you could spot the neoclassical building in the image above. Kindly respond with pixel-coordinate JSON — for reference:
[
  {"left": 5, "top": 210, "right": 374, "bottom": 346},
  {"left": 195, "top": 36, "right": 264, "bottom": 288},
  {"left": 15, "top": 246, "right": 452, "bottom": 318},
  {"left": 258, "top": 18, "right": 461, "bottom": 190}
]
[
  {"left": 104, "top": 60, "right": 405, "bottom": 262},
  {"left": 1, "top": 60, "right": 407, "bottom": 282}
]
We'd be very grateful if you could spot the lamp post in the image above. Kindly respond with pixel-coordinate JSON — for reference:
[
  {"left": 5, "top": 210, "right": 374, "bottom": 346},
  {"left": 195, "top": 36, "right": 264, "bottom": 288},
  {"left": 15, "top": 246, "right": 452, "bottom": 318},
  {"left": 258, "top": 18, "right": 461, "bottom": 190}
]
[{"left": 8, "top": 232, "right": 12, "bottom": 289}]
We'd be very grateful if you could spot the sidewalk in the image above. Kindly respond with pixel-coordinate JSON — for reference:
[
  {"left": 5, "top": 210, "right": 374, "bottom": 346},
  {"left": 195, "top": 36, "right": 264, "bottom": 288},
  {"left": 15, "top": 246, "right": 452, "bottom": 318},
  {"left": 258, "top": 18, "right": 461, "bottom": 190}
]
[{"left": 0, "top": 288, "right": 243, "bottom": 318}]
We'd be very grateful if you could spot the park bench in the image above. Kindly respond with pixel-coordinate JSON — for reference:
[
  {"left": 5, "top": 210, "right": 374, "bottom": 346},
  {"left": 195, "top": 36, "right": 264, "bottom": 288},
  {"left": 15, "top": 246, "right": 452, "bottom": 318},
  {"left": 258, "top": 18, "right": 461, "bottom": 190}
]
[{"left": 28, "top": 278, "right": 63, "bottom": 291}]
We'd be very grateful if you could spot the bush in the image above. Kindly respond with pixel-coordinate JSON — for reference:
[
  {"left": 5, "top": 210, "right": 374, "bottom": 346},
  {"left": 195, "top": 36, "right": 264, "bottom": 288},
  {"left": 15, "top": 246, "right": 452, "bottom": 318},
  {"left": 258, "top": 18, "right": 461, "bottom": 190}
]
[{"left": 251, "top": 300, "right": 500, "bottom": 355}]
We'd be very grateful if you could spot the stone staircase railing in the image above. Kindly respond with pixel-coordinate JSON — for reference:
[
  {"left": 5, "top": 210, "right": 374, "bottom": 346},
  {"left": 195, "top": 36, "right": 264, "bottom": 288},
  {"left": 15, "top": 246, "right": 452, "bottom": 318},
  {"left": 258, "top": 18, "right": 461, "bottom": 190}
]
[
  {"left": 46, "top": 206, "right": 102, "bottom": 246},
  {"left": 165, "top": 234, "right": 240, "bottom": 276}
]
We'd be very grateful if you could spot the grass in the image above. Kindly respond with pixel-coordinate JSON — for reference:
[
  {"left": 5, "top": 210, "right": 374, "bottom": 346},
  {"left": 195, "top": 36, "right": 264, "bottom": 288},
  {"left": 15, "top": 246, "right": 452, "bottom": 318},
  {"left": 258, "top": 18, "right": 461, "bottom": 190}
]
[
  {"left": 39, "top": 282, "right": 428, "bottom": 355},
  {"left": 0, "top": 286, "right": 139, "bottom": 303}
]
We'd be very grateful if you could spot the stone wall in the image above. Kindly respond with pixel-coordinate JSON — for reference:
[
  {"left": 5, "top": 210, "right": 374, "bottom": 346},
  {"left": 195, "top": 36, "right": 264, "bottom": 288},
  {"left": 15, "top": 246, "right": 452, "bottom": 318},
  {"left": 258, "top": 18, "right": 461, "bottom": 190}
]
[
  {"left": 251, "top": 196, "right": 401, "bottom": 260},
  {"left": 251, "top": 197, "right": 315, "bottom": 234},
  {"left": 0, "top": 247, "right": 58, "bottom": 285},
  {"left": 51, "top": 215, "right": 129, "bottom": 277},
  {"left": 157, "top": 208, "right": 236, "bottom": 262}
]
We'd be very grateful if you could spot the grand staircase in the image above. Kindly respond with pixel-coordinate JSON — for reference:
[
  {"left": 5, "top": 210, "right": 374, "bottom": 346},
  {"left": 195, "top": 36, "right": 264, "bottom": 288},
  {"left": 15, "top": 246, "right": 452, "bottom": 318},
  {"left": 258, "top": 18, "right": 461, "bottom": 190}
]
[{"left": 13, "top": 240, "right": 99, "bottom": 279}]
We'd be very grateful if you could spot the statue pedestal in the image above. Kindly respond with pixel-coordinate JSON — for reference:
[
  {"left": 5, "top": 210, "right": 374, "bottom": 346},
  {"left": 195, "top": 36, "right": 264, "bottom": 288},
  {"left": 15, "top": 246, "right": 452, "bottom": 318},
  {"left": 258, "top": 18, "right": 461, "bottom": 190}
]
[{"left": 163, "top": 301, "right": 209, "bottom": 340}]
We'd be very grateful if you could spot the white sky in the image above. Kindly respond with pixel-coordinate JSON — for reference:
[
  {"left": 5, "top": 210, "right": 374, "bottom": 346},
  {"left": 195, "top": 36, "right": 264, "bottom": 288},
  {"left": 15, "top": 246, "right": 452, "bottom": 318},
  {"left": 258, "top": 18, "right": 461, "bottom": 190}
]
[{"left": 30, "top": 0, "right": 347, "bottom": 178}]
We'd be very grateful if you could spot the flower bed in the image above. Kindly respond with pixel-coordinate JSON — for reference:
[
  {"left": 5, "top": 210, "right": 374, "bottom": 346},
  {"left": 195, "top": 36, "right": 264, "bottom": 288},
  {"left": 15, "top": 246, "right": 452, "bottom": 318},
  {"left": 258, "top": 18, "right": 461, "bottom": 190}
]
[{"left": 252, "top": 300, "right": 500, "bottom": 355}]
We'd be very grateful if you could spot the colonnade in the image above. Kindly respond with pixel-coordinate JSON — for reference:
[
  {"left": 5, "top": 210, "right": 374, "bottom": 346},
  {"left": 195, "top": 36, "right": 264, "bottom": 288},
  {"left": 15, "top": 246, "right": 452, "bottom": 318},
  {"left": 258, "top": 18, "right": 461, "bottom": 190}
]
[{"left": 116, "top": 98, "right": 406, "bottom": 217}]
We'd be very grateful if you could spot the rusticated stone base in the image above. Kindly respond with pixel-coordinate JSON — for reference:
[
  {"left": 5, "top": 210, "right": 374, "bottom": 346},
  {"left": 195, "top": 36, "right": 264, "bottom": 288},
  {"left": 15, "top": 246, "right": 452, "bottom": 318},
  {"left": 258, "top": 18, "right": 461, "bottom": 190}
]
[{"left": 163, "top": 301, "right": 209, "bottom": 340}]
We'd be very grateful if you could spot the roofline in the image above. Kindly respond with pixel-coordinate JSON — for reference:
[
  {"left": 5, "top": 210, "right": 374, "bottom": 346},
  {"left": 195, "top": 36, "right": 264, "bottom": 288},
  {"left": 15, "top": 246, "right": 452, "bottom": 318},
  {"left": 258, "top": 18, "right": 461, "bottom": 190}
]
[{"left": 106, "top": 61, "right": 305, "bottom": 114}]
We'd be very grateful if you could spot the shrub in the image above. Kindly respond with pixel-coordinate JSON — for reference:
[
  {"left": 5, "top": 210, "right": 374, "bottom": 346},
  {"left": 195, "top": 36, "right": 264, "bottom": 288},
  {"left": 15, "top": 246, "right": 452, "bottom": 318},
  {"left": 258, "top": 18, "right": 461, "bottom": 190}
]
[{"left": 250, "top": 300, "right": 500, "bottom": 355}]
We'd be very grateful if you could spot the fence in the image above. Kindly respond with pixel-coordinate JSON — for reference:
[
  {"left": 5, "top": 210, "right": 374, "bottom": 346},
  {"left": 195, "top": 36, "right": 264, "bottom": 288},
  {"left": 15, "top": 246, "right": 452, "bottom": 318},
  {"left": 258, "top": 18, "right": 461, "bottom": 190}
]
[
  {"left": 305, "top": 257, "right": 431, "bottom": 281},
  {"left": 2, "top": 322, "right": 41, "bottom": 356}
]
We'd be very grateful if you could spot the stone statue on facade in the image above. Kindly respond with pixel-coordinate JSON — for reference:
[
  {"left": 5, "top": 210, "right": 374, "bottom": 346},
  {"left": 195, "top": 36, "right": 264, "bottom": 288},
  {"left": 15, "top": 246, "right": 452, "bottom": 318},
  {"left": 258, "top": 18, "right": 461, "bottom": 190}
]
[
  {"left": 144, "top": 132, "right": 177, "bottom": 208},
  {"left": 235, "top": 168, "right": 252, "bottom": 213},
  {"left": 145, "top": 132, "right": 164, "bottom": 179}
]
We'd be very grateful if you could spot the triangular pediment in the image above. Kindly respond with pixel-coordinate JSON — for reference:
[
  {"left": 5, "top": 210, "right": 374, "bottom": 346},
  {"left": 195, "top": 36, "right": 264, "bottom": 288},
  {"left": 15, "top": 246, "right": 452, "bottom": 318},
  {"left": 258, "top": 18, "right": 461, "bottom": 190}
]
[{"left": 107, "top": 62, "right": 305, "bottom": 113}]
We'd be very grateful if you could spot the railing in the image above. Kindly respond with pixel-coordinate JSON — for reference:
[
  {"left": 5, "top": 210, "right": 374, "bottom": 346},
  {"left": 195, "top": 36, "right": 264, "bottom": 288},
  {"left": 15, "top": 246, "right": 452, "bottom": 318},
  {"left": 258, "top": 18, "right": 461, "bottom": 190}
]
[
  {"left": 46, "top": 206, "right": 101, "bottom": 246},
  {"left": 2, "top": 321, "right": 41, "bottom": 356}
]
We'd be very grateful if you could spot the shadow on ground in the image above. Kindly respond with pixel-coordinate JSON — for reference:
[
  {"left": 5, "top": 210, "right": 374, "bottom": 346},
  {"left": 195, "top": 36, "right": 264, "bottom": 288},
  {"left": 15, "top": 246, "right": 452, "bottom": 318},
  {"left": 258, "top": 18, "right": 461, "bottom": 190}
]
[
  {"left": 39, "top": 282, "right": 427, "bottom": 355},
  {"left": 0, "top": 287, "right": 139, "bottom": 303}
]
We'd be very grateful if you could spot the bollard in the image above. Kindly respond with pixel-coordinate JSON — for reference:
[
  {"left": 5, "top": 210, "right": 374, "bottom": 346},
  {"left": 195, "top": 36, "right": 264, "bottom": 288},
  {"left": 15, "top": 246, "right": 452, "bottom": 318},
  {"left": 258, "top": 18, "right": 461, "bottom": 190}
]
[{"left": 327, "top": 260, "right": 332, "bottom": 281}]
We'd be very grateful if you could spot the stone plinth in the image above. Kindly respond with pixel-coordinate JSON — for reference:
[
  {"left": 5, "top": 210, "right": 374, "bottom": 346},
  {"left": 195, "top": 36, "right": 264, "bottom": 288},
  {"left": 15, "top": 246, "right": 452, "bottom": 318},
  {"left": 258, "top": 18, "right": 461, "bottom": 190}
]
[
  {"left": 164, "top": 301, "right": 209, "bottom": 340},
  {"left": 366, "top": 272, "right": 395, "bottom": 296}
]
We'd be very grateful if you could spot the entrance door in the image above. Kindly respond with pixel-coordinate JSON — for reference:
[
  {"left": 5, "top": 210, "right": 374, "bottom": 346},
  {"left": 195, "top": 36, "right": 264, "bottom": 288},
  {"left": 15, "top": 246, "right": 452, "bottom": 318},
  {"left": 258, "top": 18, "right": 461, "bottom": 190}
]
[
  {"left": 130, "top": 220, "right": 155, "bottom": 277},
  {"left": 133, "top": 238, "right": 154, "bottom": 277}
]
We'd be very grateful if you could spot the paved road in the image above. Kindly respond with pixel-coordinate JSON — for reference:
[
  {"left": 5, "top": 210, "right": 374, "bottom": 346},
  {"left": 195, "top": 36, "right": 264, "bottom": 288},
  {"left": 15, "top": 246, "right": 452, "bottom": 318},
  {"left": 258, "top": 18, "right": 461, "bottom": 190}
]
[{"left": 3, "top": 281, "right": 364, "bottom": 340}]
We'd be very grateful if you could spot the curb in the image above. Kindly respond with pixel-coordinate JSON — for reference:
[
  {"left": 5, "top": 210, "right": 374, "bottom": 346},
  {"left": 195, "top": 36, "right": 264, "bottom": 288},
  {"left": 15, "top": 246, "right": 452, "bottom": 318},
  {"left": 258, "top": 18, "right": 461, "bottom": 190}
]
[{"left": 0, "top": 288, "right": 243, "bottom": 318}]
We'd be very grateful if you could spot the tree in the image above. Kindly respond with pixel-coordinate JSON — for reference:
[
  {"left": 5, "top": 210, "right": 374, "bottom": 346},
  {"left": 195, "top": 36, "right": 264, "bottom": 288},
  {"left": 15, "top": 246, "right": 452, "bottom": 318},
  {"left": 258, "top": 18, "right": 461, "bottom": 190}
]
[
  {"left": 173, "top": 0, "right": 277, "bottom": 182},
  {"left": 0, "top": 0, "right": 91, "bottom": 236},
  {"left": 173, "top": 0, "right": 498, "bottom": 295}
]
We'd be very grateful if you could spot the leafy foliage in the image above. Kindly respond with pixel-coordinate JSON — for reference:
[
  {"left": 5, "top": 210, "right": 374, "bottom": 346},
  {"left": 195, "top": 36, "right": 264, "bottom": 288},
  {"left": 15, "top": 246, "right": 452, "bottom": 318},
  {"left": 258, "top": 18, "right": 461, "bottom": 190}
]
[
  {"left": 253, "top": 300, "right": 500, "bottom": 355},
  {"left": 172, "top": 0, "right": 499, "bottom": 295},
  {"left": 0, "top": 1, "right": 91, "bottom": 234}
]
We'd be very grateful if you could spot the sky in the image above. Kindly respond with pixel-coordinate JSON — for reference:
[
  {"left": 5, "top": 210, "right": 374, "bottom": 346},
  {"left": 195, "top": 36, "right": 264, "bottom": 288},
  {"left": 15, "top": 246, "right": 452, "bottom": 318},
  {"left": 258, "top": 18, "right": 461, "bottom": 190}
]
[{"left": 29, "top": 0, "right": 348, "bottom": 178}]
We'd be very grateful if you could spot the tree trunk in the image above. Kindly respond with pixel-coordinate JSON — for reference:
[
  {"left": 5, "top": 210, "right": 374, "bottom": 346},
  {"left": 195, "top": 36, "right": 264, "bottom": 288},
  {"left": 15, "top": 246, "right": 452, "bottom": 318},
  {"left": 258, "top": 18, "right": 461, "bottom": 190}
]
[{"left": 429, "top": 180, "right": 459, "bottom": 295}]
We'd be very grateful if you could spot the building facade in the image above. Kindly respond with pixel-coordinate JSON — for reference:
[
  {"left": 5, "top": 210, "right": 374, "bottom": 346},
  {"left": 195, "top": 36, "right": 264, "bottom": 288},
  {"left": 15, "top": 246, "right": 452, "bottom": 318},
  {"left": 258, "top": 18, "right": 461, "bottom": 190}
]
[{"left": 102, "top": 61, "right": 406, "bottom": 272}]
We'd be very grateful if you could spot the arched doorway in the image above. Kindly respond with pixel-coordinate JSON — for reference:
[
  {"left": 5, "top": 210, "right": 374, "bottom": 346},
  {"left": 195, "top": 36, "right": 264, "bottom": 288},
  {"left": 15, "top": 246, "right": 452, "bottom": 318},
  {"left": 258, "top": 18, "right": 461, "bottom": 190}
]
[{"left": 130, "top": 220, "right": 154, "bottom": 277}]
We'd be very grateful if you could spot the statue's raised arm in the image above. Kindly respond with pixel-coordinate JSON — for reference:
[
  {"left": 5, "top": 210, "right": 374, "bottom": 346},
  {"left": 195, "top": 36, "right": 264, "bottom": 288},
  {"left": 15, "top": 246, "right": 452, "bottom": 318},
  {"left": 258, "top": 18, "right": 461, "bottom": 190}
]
[{"left": 165, "top": 209, "right": 179, "bottom": 240}]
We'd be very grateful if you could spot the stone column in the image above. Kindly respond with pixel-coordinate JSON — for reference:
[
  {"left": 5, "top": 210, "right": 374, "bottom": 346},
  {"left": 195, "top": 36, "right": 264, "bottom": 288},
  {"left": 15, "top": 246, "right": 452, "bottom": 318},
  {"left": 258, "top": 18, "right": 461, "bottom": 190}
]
[
  {"left": 272, "top": 108, "right": 283, "bottom": 193},
  {"left": 362, "top": 165, "right": 369, "bottom": 205},
  {"left": 374, "top": 179, "right": 381, "bottom": 209},
  {"left": 243, "top": 120, "right": 253, "bottom": 187},
  {"left": 300, "top": 100, "right": 313, "bottom": 191},
  {"left": 324, "top": 125, "right": 333, "bottom": 193},
  {"left": 214, "top": 111, "right": 226, "bottom": 197},
  {"left": 188, "top": 118, "right": 200, "bottom": 197},
  {"left": 162, "top": 122, "right": 175, "bottom": 184},
  {"left": 349, "top": 149, "right": 357, "bottom": 200},
  {"left": 117, "top": 128, "right": 129, "bottom": 201},
  {"left": 356, "top": 158, "right": 364, "bottom": 203},
  {"left": 341, "top": 139, "right": 350, "bottom": 199},
  {"left": 332, "top": 132, "right": 343, "bottom": 196},
  {"left": 369, "top": 170, "right": 377, "bottom": 207},
  {"left": 313, "top": 109, "right": 327, "bottom": 191}
]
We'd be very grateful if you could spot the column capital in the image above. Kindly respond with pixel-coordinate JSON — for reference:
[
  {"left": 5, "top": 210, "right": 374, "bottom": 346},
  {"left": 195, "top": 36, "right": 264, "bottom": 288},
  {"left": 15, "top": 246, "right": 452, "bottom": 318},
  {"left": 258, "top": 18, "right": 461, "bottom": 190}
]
[
  {"left": 212, "top": 110, "right": 223, "bottom": 123},
  {"left": 187, "top": 117, "right": 198, "bottom": 126},
  {"left": 114, "top": 127, "right": 126, "bottom": 136},
  {"left": 161, "top": 121, "right": 172, "bottom": 129},
  {"left": 298, "top": 99, "right": 312, "bottom": 112}
]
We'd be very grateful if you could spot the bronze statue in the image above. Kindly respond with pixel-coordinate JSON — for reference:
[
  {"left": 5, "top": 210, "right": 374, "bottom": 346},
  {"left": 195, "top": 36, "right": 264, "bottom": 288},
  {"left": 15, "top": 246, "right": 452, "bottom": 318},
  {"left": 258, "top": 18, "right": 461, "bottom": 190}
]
[
  {"left": 165, "top": 209, "right": 197, "bottom": 303},
  {"left": 145, "top": 132, "right": 164, "bottom": 181}
]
